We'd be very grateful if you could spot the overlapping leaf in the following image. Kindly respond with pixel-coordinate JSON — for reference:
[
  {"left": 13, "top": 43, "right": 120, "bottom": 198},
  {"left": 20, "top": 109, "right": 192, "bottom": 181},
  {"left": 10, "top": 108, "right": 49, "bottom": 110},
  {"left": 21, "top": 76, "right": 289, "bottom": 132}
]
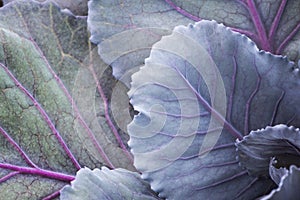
[
  {"left": 1, "top": 0, "right": 299, "bottom": 199},
  {"left": 165, "top": 0, "right": 300, "bottom": 62},
  {"left": 3, "top": 0, "right": 88, "bottom": 15},
  {"left": 88, "top": 0, "right": 193, "bottom": 86},
  {"left": 89, "top": 0, "right": 300, "bottom": 87},
  {"left": 236, "top": 124, "right": 300, "bottom": 199},
  {"left": 128, "top": 20, "right": 300, "bottom": 199},
  {"left": 236, "top": 125, "right": 300, "bottom": 177},
  {"left": 60, "top": 167, "right": 160, "bottom": 200}
]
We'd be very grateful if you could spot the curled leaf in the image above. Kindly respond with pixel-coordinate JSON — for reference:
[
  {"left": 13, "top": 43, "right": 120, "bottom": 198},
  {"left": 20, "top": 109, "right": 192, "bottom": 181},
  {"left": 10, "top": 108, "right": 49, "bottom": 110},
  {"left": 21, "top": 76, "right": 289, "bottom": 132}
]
[
  {"left": 260, "top": 165, "right": 300, "bottom": 200},
  {"left": 60, "top": 167, "right": 160, "bottom": 200},
  {"left": 269, "top": 158, "right": 289, "bottom": 185},
  {"left": 236, "top": 125, "right": 300, "bottom": 177}
]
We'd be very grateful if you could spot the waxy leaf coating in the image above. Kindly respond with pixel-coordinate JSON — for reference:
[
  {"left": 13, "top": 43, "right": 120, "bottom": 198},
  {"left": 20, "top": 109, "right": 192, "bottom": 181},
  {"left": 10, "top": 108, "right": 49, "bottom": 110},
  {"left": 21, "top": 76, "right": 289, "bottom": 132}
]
[
  {"left": 89, "top": 0, "right": 300, "bottom": 88},
  {"left": 88, "top": 0, "right": 192, "bottom": 86},
  {"left": 61, "top": 167, "right": 160, "bottom": 200},
  {"left": 128, "top": 20, "right": 300, "bottom": 199}
]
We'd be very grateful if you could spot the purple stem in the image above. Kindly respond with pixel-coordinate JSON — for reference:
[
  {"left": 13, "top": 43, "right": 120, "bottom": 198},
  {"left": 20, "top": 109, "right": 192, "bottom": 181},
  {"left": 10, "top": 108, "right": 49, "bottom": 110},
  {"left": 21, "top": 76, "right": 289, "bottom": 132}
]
[
  {"left": 199, "top": 143, "right": 235, "bottom": 157},
  {"left": 235, "top": 177, "right": 259, "bottom": 198},
  {"left": 227, "top": 56, "right": 238, "bottom": 124},
  {"left": 42, "top": 190, "right": 60, "bottom": 200},
  {"left": 175, "top": 161, "right": 239, "bottom": 180},
  {"left": 0, "top": 63, "right": 81, "bottom": 170},
  {"left": 0, "top": 126, "right": 38, "bottom": 168},
  {"left": 268, "top": 0, "right": 287, "bottom": 42},
  {"left": 230, "top": 27, "right": 258, "bottom": 42},
  {"left": 30, "top": 38, "right": 114, "bottom": 169},
  {"left": 0, "top": 163, "right": 75, "bottom": 182},
  {"left": 151, "top": 110, "right": 209, "bottom": 118},
  {"left": 270, "top": 90, "right": 285, "bottom": 126},
  {"left": 244, "top": 67, "right": 261, "bottom": 135},
  {"left": 165, "top": 0, "right": 299, "bottom": 56},
  {"left": 286, "top": 114, "right": 296, "bottom": 126},
  {"left": 0, "top": 171, "right": 19, "bottom": 183},
  {"left": 88, "top": 63, "right": 133, "bottom": 162},
  {"left": 174, "top": 67, "right": 243, "bottom": 140},
  {"left": 180, "top": 161, "right": 238, "bottom": 178},
  {"left": 14, "top": 13, "right": 84, "bottom": 170},
  {"left": 276, "top": 22, "right": 300, "bottom": 54},
  {"left": 196, "top": 170, "right": 248, "bottom": 190},
  {"left": 246, "top": 0, "right": 271, "bottom": 51},
  {"left": 164, "top": 0, "right": 201, "bottom": 21},
  {"left": 181, "top": 143, "right": 235, "bottom": 160},
  {"left": 165, "top": 0, "right": 258, "bottom": 46}
]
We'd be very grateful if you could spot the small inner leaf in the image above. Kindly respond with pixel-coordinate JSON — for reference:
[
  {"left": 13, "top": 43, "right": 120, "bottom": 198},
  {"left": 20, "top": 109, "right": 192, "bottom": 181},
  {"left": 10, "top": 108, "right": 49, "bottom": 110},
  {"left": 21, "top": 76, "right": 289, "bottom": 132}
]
[
  {"left": 260, "top": 165, "right": 300, "bottom": 200},
  {"left": 269, "top": 157, "right": 288, "bottom": 185},
  {"left": 236, "top": 124, "right": 300, "bottom": 178}
]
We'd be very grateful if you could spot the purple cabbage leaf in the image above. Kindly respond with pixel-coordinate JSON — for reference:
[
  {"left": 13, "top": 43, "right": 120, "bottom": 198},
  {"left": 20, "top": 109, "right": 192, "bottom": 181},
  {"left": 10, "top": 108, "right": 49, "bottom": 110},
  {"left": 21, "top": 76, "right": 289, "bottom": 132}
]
[
  {"left": 60, "top": 167, "right": 160, "bottom": 200},
  {"left": 261, "top": 165, "right": 300, "bottom": 200},
  {"left": 236, "top": 125, "right": 300, "bottom": 199},
  {"left": 87, "top": 0, "right": 193, "bottom": 86},
  {"left": 164, "top": 0, "right": 300, "bottom": 62},
  {"left": 236, "top": 125, "right": 300, "bottom": 177},
  {"left": 128, "top": 20, "right": 300, "bottom": 199},
  {"left": 0, "top": 1, "right": 135, "bottom": 199},
  {"left": 3, "top": 0, "right": 88, "bottom": 15},
  {"left": 88, "top": 0, "right": 300, "bottom": 88},
  {"left": 0, "top": 0, "right": 299, "bottom": 199}
]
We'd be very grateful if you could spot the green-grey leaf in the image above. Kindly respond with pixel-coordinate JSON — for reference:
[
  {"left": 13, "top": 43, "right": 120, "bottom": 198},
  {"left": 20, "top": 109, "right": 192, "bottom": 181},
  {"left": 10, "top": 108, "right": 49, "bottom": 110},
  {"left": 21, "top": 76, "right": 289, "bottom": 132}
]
[
  {"left": 0, "top": 0, "right": 133, "bottom": 198},
  {"left": 128, "top": 20, "right": 300, "bottom": 199},
  {"left": 236, "top": 125, "right": 300, "bottom": 177},
  {"left": 87, "top": 0, "right": 192, "bottom": 86},
  {"left": 60, "top": 167, "right": 160, "bottom": 200},
  {"left": 3, "top": 0, "right": 88, "bottom": 15},
  {"left": 260, "top": 165, "right": 300, "bottom": 200}
]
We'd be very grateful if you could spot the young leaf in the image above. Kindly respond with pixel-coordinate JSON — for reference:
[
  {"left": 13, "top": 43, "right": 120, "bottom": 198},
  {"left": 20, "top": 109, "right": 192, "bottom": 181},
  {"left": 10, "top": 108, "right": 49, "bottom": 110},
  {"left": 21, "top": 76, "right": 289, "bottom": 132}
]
[
  {"left": 269, "top": 158, "right": 289, "bottom": 186},
  {"left": 128, "top": 20, "right": 300, "bottom": 199},
  {"left": 236, "top": 125, "right": 300, "bottom": 177},
  {"left": 0, "top": 1, "right": 133, "bottom": 198},
  {"left": 165, "top": 0, "right": 300, "bottom": 62},
  {"left": 60, "top": 167, "right": 161, "bottom": 200},
  {"left": 260, "top": 165, "right": 300, "bottom": 200}
]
